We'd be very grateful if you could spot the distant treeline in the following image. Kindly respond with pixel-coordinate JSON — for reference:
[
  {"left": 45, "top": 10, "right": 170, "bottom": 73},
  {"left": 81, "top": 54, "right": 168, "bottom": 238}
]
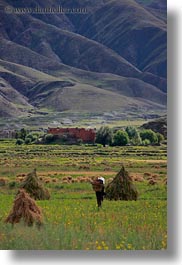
[{"left": 14, "top": 126, "right": 165, "bottom": 147}]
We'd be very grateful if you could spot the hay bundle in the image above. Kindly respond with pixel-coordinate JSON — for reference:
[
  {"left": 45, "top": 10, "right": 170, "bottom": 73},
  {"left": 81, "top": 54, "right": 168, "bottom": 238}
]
[
  {"left": 0, "top": 178, "right": 6, "bottom": 186},
  {"left": 5, "top": 189, "right": 43, "bottom": 227},
  {"left": 105, "top": 165, "right": 138, "bottom": 201},
  {"left": 91, "top": 180, "right": 104, "bottom": 192},
  {"left": 20, "top": 169, "right": 50, "bottom": 200}
]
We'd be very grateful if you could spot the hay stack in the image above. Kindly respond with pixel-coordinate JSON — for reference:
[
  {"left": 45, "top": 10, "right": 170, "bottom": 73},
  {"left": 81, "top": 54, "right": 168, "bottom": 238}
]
[
  {"left": 5, "top": 189, "right": 43, "bottom": 227},
  {"left": 20, "top": 169, "right": 50, "bottom": 200},
  {"left": 105, "top": 165, "right": 138, "bottom": 201}
]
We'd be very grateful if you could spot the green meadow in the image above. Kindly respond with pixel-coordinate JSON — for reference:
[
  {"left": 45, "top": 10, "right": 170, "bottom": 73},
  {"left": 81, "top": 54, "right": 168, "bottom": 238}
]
[{"left": 0, "top": 140, "right": 167, "bottom": 250}]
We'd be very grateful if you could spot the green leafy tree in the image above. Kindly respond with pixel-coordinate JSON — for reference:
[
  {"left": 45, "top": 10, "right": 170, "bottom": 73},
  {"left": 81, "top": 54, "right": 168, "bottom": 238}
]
[
  {"left": 156, "top": 132, "right": 164, "bottom": 145},
  {"left": 26, "top": 133, "right": 34, "bottom": 140},
  {"left": 130, "top": 130, "right": 142, "bottom": 146},
  {"left": 45, "top": 134, "right": 54, "bottom": 144},
  {"left": 19, "top": 128, "right": 27, "bottom": 140},
  {"left": 140, "top": 129, "right": 158, "bottom": 145},
  {"left": 125, "top": 126, "right": 142, "bottom": 145},
  {"left": 96, "top": 126, "right": 113, "bottom": 147},
  {"left": 113, "top": 130, "right": 129, "bottom": 146},
  {"left": 15, "top": 131, "right": 20, "bottom": 139},
  {"left": 15, "top": 128, "right": 27, "bottom": 140},
  {"left": 26, "top": 133, "right": 38, "bottom": 143},
  {"left": 125, "top": 126, "right": 137, "bottom": 139}
]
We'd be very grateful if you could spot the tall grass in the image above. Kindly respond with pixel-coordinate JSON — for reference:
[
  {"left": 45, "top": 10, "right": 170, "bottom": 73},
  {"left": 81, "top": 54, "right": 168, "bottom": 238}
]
[
  {"left": 0, "top": 141, "right": 167, "bottom": 250},
  {"left": 0, "top": 196, "right": 167, "bottom": 250}
]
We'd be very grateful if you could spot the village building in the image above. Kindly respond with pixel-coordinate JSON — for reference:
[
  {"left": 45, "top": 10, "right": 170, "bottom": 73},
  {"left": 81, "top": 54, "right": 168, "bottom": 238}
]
[{"left": 47, "top": 127, "right": 96, "bottom": 144}]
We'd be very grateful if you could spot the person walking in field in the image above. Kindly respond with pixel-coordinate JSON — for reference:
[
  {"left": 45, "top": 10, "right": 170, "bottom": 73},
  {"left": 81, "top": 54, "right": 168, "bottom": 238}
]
[{"left": 91, "top": 177, "right": 106, "bottom": 208}]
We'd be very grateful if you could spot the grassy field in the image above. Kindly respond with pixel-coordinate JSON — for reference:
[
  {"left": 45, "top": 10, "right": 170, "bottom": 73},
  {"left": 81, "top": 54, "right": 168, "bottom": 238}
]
[{"left": 0, "top": 140, "right": 167, "bottom": 250}]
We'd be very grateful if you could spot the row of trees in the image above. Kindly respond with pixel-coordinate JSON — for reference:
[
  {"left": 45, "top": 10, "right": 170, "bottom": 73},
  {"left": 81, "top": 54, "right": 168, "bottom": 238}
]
[
  {"left": 95, "top": 126, "right": 164, "bottom": 147},
  {"left": 15, "top": 126, "right": 165, "bottom": 147}
]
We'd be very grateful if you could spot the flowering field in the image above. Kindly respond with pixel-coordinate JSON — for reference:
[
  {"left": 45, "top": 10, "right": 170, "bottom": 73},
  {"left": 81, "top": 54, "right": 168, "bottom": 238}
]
[{"left": 0, "top": 140, "right": 167, "bottom": 250}]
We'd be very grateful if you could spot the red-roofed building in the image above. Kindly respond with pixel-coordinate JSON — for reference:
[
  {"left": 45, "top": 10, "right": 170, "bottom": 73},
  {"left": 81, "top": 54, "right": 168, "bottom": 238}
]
[{"left": 47, "top": 127, "right": 96, "bottom": 144}]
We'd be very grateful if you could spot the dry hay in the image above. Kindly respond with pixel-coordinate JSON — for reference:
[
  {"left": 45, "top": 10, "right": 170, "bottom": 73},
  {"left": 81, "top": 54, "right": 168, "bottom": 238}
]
[
  {"left": 16, "top": 173, "right": 26, "bottom": 177},
  {"left": 148, "top": 178, "right": 157, "bottom": 185},
  {"left": 79, "top": 177, "right": 87, "bottom": 183},
  {"left": 143, "top": 172, "right": 152, "bottom": 177},
  {"left": 44, "top": 179, "right": 51, "bottom": 184},
  {"left": 72, "top": 178, "right": 79, "bottom": 183},
  {"left": 52, "top": 178, "right": 57, "bottom": 183},
  {"left": 91, "top": 180, "right": 104, "bottom": 192},
  {"left": 151, "top": 174, "right": 160, "bottom": 180},
  {"left": 0, "top": 178, "right": 6, "bottom": 186},
  {"left": 60, "top": 176, "right": 91, "bottom": 184},
  {"left": 104, "top": 167, "right": 112, "bottom": 171},
  {"left": 62, "top": 180, "right": 69, "bottom": 184},
  {"left": 162, "top": 177, "right": 167, "bottom": 185},
  {"left": 61, "top": 176, "right": 72, "bottom": 183},
  {"left": 16, "top": 176, "right": 25, "bottom": 183},
  {"left": 85, "top": 176, "right": 92, "bottom": 182},
  {"left": 79, "top": 165, "right": 90, "bottom": 170},
  {"left": 107, "top": 178, "right": 114, "bottom": 184},
  {"left": 20, "top": 169, "right": 50, "bottom": 200},
  {"left": 5, "top": 189, "right": 43, "bottom": 227},
  {"left": 130, "top": 174, "right": 144, "bottom": 182},
  {"left": 90, "top": 176, "right": 97, "bottom": 181},
  {"left": 78, "top": 176, "right": 92, "bottom": 183},
  {"left": 105, "top": 165, "right": 138, "bottom": 201}
]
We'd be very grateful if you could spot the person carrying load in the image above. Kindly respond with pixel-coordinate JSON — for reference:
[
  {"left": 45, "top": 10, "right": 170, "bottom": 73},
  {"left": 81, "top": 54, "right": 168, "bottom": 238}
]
[{"left": 91, "top": 177, "right": 106, "bottom": 208}]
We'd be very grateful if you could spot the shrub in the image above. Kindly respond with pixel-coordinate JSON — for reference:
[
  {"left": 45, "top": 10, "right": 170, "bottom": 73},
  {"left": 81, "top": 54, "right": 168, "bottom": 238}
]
[
  {"left": 156, "top": 133, "right": 165, "bottom": 145},
  {"left": 16, "top": 139, "right": 24, "bottom": 145},
  {"left": 140, "top": 129, "right": 158, "bottom": 144},
  {"left": 45, "top": 134, "right": 54, "bottom": 144},
  {"left": 113, "top": 130, "right": 129, "bottom": 146},
  {"left": 25, "top": 138, "right": 32, "bottom": 145},
  {"left": 142, "top": 139, "right": 151, "bottom": 146},
  {"left": 26, "top": 133, "right": 38, "bottom": 142}
]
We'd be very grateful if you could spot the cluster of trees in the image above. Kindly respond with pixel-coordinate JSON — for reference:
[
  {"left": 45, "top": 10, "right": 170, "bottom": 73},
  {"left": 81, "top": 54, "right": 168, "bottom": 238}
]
[
  {"left": 15, "top": 129, "right": 62, "bottom": 145},
  {"left": 95, "top": 126, "right": 164, "bottom": 147},
  {"left": 15, "top": 126, "right": 165, "bottom": 147},
  {"left": 15, "top": 129, "right": 41, "bottom": 145}
]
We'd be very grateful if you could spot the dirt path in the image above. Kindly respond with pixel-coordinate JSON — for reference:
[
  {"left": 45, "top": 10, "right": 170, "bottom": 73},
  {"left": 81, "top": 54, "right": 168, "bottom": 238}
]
[
  {"left": 128, "top": 159, "right": 167, "bottom": 163},
  {"left": 39, "top": 171, "right": 116, "bottom": 176}
]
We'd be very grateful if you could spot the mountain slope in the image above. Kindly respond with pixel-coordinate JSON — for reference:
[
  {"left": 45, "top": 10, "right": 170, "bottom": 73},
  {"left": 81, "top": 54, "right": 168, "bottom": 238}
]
[
  {"left": 70, "top": 0, "right": 167, "bottom": 78},
  {"left": 0, "top": 76, "right": 33, "bottom": 117},
  {"left": 0, "top": 0, "right": 167, "bottom": 123},
  {"left": 0, "top": 59, "right": 166, "bottom": 109},
  {"left": 0, "top": 13, "right": 141, "bottom": 78}
]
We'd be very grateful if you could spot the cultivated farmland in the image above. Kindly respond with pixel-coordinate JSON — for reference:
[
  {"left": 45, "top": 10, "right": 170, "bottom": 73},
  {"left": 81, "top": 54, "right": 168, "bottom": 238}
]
[{"left": 0, "top": 140, "right": 167, "bottom": 250}]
